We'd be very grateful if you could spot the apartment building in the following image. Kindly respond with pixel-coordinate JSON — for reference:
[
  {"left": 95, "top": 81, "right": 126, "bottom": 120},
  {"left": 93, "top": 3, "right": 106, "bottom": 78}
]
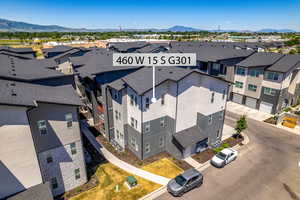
[
  {"left": 0, "top": 79, "right": 87, "bottom": 199},
  {"left": 0, "top": 54, "right": 76, "bottom": 87},
  {"left": 42, "top": 45, "right": 88, "bottom": 58},
  {"left": 106, "top": 66, "right": 229, "bottom": 159},
  {"left": 232, "top": 53, "right": 300, "bottom": 114}
]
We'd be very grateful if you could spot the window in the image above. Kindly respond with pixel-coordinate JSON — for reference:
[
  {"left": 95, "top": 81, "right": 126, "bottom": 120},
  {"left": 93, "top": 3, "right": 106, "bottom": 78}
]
[
  {"left": 114, "top": 91, "right": 119, "bottom": 100},
  {"left": 145, "top": 122, "right": 150, "bottom": 133},
  {"left": 51, "top": 177, "right": 58, "bottom": 189},
  {"left": 130, "top": 95, "right": 134, "bottom": 105},
  {"left": 263, "top": 87, "right": 276, "bottom": 96},
  {"left": 217, "top": 130, "right": 221, "bottom": 138},
  {"left": 236, "top": 67, "right": 245, "bottom": 75},
  {"left": 75, "top": 168, "right": 80, "bottom": 180},
  {"left": 70, "top": 143, "right": 77, "bottom": 155},
  {"left": 248, "top": 84, "right": 257, "bottom": 92},
  {"left": 212, "top": 63, "right": 220, "bottom": 71},
  {"left": 208, "top": 115, "right": 212, "bottom": 125},
  {"left": 65, "top": 113, "right": 73, "bottom": 128},
  {"left": 46, "top": 155, "right": 53, "bottom": 164},
  {"left": 130, "top": 117, "right": 135, "bottom": 127},
  {"left": 159, "top": 136, "right": 164, "bottom": 147},
  {"left": 145, "top": 143, "right": 150, "bottom": 153},
  {"left": 118, "top": 112, "right": 121, "bottom": 120},
  {"left": 161, "top": 94, "right": 165, "bottom": 105},
  {"left": 130, "top": 136, "right": 138, "bottom": 151},
  {"left": 115, "top": 110, "right": 118, "bottom": 120},
  {"left": 135, "top": 119, "right": 138, "bottom": 129},
  {"left": 37, "top": 120, "right": 47, "bottom": 135},
  {"left": 211, "top": 92, "right": 215, "bottom": 103},
  {"left": 266, "top": 72, "right": 279, "bottom": 81},
  {"left": 235, "top": 81, "right": 243, "bottom": 88},
  {"left": 120, "top": 132, "right": 124, "bottom": 140},
  {"left": 222, "top": 89, "right": 226, "bottom": 100},
  {"left": 134, "top": 96, "right": 138, "bottom": 106},
  {"left": 219, "top": 111, "right": 224, "bottom": 120},
  {"left": 249, "top": 69, "right": 260, "bottom": 77},
  {"left": 160, "top": 118, "right": 165, "bottom": 127},
  {"left": 145, "top": 97, "right": 150, "bottom": 109},
  {"left": 116, "top": 130, "right": 120, "bottom": 139}
]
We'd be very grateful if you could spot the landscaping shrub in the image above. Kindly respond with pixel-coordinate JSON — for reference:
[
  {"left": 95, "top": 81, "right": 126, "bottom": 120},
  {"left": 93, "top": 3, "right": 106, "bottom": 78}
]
[
  {"left": 283, "top": 107, "right": 292, "bottom": 112},
  {"left": 213, "top": 142, "right": 230, "bottom": 153}
]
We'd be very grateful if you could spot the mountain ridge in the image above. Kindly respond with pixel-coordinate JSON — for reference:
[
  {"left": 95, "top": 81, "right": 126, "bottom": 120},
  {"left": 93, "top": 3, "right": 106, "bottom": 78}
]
[{"left": 0, "top": 18, "right": 297, "bottom": 33}]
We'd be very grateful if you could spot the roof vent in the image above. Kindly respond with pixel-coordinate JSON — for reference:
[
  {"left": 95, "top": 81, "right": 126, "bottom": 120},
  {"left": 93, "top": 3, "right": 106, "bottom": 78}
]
[
  {"left": 10, "top": 82, "right": 16, "bottom": 86},
  {"left": 169, "top": 71, "right": 173, "bottom": 74},
  {"left": 158, "top": 68, "right": 162, "bottom": 71}
]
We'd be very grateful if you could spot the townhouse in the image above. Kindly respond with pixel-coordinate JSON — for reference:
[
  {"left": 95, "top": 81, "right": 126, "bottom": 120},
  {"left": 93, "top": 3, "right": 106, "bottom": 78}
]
[
  {"left": 106, "top": 66, "right": 230, "bottom": 159},
  {"left": 108, "top": 41, "right": 149, "bottom": 53},
  {"left": 0, "top": 79, "right": 87, "bottom": 199},
  {"left": 232, "top": 53, "right": 300, "bottom": 114}
]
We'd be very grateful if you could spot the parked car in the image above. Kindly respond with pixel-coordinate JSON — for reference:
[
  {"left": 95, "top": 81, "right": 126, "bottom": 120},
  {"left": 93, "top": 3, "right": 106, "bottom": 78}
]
[
  {"left": 211, "top": 148, "right": 238, "bottom": 168},
  {"left": 167, "top": 168, "right": 203, "bottom": 197}
]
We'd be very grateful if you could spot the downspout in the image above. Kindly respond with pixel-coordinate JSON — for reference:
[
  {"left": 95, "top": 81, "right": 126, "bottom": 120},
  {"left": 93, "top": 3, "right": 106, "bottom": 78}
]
[{"left": 141, "top": 94, "right": 144, "bottom": 160}]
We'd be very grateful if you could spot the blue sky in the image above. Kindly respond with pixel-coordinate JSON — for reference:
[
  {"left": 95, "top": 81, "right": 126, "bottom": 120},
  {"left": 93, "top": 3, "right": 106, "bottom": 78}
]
[{"left": 1, "top": 0, "right": 300, "bottom": 31}]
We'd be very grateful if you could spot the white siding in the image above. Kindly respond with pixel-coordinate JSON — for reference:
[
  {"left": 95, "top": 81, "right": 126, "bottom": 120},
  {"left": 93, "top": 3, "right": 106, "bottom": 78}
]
[
  {"left": 176, "top": 73, "right": 227, "bottom": 132},
  {"left": 142, "top": 80, "right": 177, "bottom": 122}
]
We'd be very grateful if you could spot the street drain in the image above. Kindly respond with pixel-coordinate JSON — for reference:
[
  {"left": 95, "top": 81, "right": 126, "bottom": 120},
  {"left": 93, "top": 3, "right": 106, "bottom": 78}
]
[{"left": 283, "top": 183, "right": 300, "bottom": 200}]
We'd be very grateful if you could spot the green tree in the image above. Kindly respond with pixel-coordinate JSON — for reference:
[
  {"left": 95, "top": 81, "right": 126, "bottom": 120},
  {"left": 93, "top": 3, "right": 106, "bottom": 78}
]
[{"left": 235, "top": 115, "right": 247, "bottom": 137}]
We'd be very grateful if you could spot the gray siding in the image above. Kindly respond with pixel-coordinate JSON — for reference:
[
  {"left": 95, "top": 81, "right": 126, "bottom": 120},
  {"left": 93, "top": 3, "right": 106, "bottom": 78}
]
[{"left": 197, "top": 110, "right": 225, "bottom": 147}]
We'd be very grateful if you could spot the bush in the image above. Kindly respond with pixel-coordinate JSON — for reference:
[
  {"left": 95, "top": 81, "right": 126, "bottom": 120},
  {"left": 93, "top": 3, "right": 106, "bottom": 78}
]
[
  {"left": 213, "top": 143, "right": 230, "bottom": 153},
  {"left": 283, "top": 107, "right": 292, "bottom": 112}
]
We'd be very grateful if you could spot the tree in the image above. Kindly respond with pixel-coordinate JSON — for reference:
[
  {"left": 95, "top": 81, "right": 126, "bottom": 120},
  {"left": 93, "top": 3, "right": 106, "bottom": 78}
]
[{"left": 234, "top": 115, "right": 247, "bottom": 138}]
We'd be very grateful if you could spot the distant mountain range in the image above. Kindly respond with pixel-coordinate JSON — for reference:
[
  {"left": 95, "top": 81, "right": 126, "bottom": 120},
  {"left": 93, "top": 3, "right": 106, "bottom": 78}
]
[{"left": 0, "top": 18, "right": 298, "bottom": 33}]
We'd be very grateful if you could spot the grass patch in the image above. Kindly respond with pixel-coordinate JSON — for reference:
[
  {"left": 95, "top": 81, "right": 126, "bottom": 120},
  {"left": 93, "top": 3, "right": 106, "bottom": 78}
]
[
  {"left": 141, "top": 158, "right": 183, "bottom": 178},
  {"left": 69, "top": 163, "right": 161, "bottom": 200}
]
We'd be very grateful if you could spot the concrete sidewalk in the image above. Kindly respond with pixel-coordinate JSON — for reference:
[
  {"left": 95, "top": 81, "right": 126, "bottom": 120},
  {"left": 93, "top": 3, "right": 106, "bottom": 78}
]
[
  {"left": 81, "top": 121, "right": 170, "bottom": 186},
  {"left": 226, "top": 101, "right": 272, "bottom": 121}
]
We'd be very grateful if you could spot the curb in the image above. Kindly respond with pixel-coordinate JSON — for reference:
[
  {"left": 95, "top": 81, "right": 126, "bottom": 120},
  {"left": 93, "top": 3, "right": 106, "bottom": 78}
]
[{"left": 138, "top": 186, "right": 167, "bottom": 200}]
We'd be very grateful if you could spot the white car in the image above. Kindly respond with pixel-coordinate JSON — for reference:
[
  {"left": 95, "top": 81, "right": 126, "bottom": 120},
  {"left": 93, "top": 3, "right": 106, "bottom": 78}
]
[{"left": 211, "top": 148, "right": 238, "bottom": 168}]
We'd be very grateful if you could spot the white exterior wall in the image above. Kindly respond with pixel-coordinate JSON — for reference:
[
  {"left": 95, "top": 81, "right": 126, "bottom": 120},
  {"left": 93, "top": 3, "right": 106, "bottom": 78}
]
[
  {"left": 126, "top": 87, "right": 142, "bottom": 132},
  {"left": 142, "top": 80, "right": 177, "bottom": 122},
  {"left": 0, "top": 105, "right": 43, "bottom": 199},
  {"left": 176, "top": 73, "right": 227, "bottom": 132}
]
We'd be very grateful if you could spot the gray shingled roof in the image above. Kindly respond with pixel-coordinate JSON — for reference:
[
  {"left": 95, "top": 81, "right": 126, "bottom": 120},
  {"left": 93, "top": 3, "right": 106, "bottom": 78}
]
[
  {"left": 0, "top": 51, "right": 33, "bottom": 59},
  {"left": 108, "top": 78, "right": 126, "bottom": 91},
  {"left": 42, "top": 45, "right": 74, "bottom": 53},
  {"left": 135, "top": 43, "right": 169, "bottom": 53},
  {"left": 267, "top": 54, "right": 300, "bottom": 73},
  {"left": 121, "top": 66, "right": 192, "bottom": 94},
  {"left": 0, "top": 46, "right": 34, "bottom": 53},
  {"left": 108, "top": 42, "right": 148, "bottom": 52},
  {"left": 0, "top": 54, "right": 67, "bottom": 81},
  {"left": 119, "top": 66, "right": 229, "bottom": 95},
  {"left": 74, "top": 52, "right": 140, "bottom": 78},
  {"left": 237, "top": 52, "right": 284, "bottom": 68},
  {"left": 0, "top": 79, "right": 82, "bottom": 107},
  {"left": 169, "top": 46, "right": 253, "bottom": 62},
  {"left": 173, "top": 126, "right": 207, "bottom": 148},
  {"left": 7, "top": 182, "right": 53, "bottom": 200}
]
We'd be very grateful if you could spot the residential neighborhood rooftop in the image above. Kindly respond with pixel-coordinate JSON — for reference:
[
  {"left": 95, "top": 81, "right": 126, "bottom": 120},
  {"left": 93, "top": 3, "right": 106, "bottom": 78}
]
[
  {"left": 236, "top": 52, "right": 284, "bottom": 68},
  {"left": 0, "top": 79, "right": 82, "bottom": 107}
]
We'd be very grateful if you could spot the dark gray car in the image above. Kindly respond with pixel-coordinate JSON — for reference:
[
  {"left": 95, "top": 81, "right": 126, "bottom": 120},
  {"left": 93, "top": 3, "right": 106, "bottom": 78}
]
[{"left": 167, "top": 168, "right": 203, "bottom": 197}]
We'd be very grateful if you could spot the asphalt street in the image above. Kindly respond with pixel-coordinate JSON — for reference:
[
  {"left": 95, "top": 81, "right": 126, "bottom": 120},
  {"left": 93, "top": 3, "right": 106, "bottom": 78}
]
[{"left": 156, "top": 111, "right": 300, "bottom": 200}]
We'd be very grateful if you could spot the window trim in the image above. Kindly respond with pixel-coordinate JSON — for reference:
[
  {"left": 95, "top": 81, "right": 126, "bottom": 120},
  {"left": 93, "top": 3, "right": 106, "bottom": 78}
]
[
  {"left": 235, "top": 81, "right": 243, "bottom": 89},
  {"left": 65, "top": 113, "right": 73, "bottom": 128},
  {"left": 263, "top": 87, "right": 276, "bottom": 96},
  {"left": 145, "top": 143, "right": 151, "bottom": 153},
  {"left": 75, "top": 168, "right": 80, "bottom": 180},
  {"left": 51, "top": 177, "right": 58, "bottom": 189},
  {"left": 208, "top": 115, "right": 213, "bottom": 125},
  {"left": 210, "top": 92, "right": 215, "bottom": 103},
  {"left": 159, "top": 136, "right": 164, "bottom": 147},
  {"left": 145, "top": 122, "right": 150, "bottom": 133},
  {"left": 70, "top": 142, "right": 77, "bottom": 155}
]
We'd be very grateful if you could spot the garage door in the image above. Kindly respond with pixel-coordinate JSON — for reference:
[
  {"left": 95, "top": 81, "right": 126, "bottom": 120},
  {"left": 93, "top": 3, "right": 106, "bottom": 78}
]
[
  {"left": 245, "top": 97, "right": 257, "bottom": 109},
  {"left": 259, "top": 102, "right": 273, "bottom": 114},
  {"left": 232, "top": 93, "right": 243, "bottom": 104}
]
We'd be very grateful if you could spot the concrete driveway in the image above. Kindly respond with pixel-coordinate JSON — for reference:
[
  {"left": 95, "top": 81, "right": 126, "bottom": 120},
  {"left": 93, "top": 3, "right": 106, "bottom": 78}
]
[
  {"left": 156, "top": 111, "right": 300, "bottom": 200},
  {"left": 226, "top": 101, "right": 272, "bottom": 121}
]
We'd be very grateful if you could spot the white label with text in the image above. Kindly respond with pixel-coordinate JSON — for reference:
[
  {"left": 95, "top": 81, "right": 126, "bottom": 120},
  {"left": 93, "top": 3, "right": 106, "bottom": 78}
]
[{"left": 113, "top": 53, "right": 196, "bottom": 66}]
